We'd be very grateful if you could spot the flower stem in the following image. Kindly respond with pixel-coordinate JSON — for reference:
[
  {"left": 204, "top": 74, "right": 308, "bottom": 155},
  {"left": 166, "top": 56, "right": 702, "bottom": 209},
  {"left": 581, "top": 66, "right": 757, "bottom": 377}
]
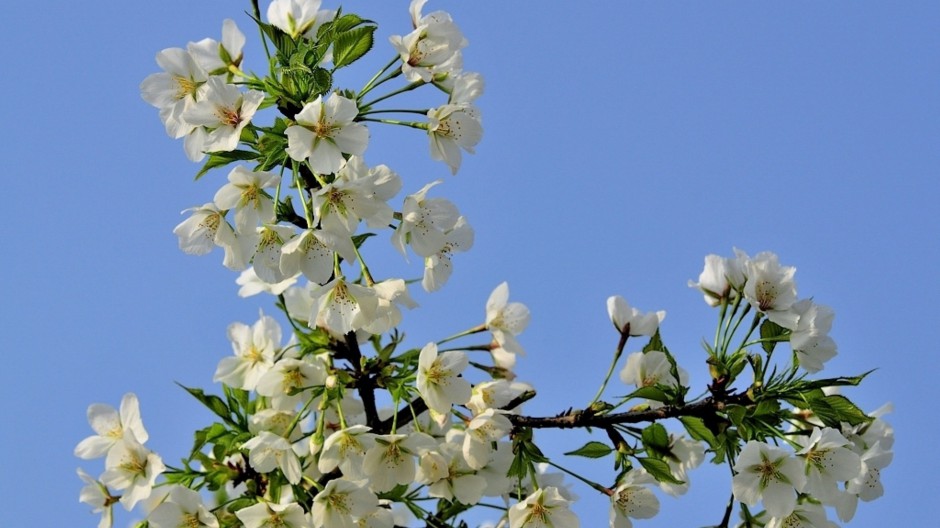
[
  {"left": 544, "top": 459, "right": 610, "bottom": 495},
  {"left": 358, "top": 118, "right": 429, "bottom": 130},
  {"left": 588, "top": 331, "right": 630, "bottom": 408},
  {"left": 359, "top": 55, "right": 401, "bottom": 97},
  {"left": 361, "top": 80, "right": 426, "bottom": 109},
  {"left": 438, "top": 324, "right": 487, "bottom": 345}
]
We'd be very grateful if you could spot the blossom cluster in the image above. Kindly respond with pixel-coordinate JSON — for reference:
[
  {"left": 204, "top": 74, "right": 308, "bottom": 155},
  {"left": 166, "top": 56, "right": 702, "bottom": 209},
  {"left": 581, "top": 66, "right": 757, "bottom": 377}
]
[{"left": 76, "top": 2, "right": 893, "bottom": 528}]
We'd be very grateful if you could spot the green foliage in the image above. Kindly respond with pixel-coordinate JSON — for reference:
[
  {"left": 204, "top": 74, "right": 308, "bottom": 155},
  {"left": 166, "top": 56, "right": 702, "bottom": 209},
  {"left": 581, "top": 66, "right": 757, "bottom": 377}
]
[
  {"left": 194, "top": 150, "right": 260, "bottom": 180},
  {"left": 564, "top": 440, "right": 613, "bottom": 459}
]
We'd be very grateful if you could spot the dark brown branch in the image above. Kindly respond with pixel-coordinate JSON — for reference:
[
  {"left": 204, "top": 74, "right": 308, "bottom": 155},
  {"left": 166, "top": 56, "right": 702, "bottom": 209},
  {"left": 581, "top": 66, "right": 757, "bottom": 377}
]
[
  {"left": 507, "top": 392, "right": 751, "bottom": 430},
  {"left": 344, "top": 331, "right": 381, "bottom": 430}
]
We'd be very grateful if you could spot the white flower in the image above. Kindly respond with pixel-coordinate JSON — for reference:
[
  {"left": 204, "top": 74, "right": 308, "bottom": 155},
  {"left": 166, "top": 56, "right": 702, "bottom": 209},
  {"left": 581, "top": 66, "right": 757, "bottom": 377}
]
[
  {"left": 463, "top": 409, "right": 512, "bottom": 469},
  {"left": 236, "top": 267, "right": 300, "bottom": 297},
  {"left": 213, "top": 166, "right": 280, "bottom": 233},
  {"left": 847, "top": 441, "right": 893, "bottom": 501},
  {"left": 75, "top": 393, "right": 149, "bottom": 459},
  {"left": 509, "top": 487, "right": 580, "bottom": 528},
  {"left": 214, "top": 313, "right": 281, "bottom": 391},
  {"left": 242, "top": 431, "right": 304, "bottom": 484},
  {"left": 609, "top": 471, "right": 659, "bottom": 528},
  {"left": 256, "top": 356, "right": 327, "bottom": 410},
  {"left": 362, "top": 432, "right": 436, "bottom": 493},
  {"left": 688, "top": 253, "right": 746, "bottom": 306},
  {"left": 743, "top": 251, "right": 799, "bottom": 329},
  {"left": 422, "top": 216, "right": 474, "bottom": 292},
  {"left": 442, "top": 71, "right": 485, "bottom": 104},
  {"left": 392, "top": 180, "right": 460, "bottom": 258},
  {"left": 77, "top": 468, "right": 114, "bottom": 528},
  {"left": 318, "top": 425, "right": 376, "bottom": 479},
  {"left": 267, "top": 0, "right": 333, "bottom": 39},
  {"left": 236, "top": 501, "right": 309, "bottom": 528},
  {"left": 188, "top": 19, "right": 246, "bottom": 74},
  {"left": 250, "top": 224, "right": 296, "bottom": 284},
  {"left": 795, "top": 427, "right": 861, "bottom": 503},
  {"left": 606, "top": 296, "right": 665, "bottom": 337},
  {"left": 732, "top": 441, "right": 806, "bottom": 519},
  {"left": 427, "top": 103, "right": 482, "bottom": 174},
  {"left": 100, "top": 439, "right": 166, "bottom": 510},
  {"left": 467, "top": 379, "right": 533, "bottom": 415},
  {"left": 311, "top": 479, "right": 378, "bottom": 528},
  {"left": 140, "top": 47, "right": 207, "bottom": 140},
  {"left": 312, "top": 157, "right": 400, "bottom": 236},
  {"left": 765, "top": 502, "right": 838, "bottom": 528},
  {"left": 485, "top": 282, "right": 531, "bottom": 363},
  {"left": 361, "top": 279, "right": 418, "bottom": 335},
  {"left": 423, "top": 440, "right": 488, "bottom": 505},
  {"left": 183, "top": 77, "right": 263, "bottom": 154},
  {"left": 390, "top": 0, "right": 466, "bottom": 83},
  {"left": 286, "top": 93, "right": 369, "bottom": 175},
  {"left": 416, "top": 342, "right": 471, "bottom": 413},
  {"left": 308, "top": 277, "right": 379, "bottom": 336},
  {"left": 173, "top": 203, "right": 251, "bottom": 270},
  {"left": 620, "top": 351, "right": 687, "bottom": 392},
  {"left": 149, "top": 486, "right": 219, "bottom": 528},
  {"left": 789, "top": 299, "right": 837, "bottom": 373},
  {"left": 280, "top": 227, "right": 355, "bottom": 285}
]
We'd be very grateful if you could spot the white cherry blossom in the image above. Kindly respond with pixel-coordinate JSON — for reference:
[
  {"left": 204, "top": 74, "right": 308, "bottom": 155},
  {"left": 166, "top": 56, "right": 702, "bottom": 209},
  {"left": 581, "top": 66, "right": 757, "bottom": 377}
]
[
  {"left": 416, "top": 342, "right": 471, "bottom": 414},
  {"left": 427, "top": 103, "right": 482, "bottom": 174},
  {"left": 213, "top": 166, "right": 280, "bottom": 233},
  {"left": 267, "top": 0, "right": 335, "bottom": 39},
  {"left": 392, "top": 180, "right": 460, "bottom": 258},
  {"left": 606, "top": 296, "right": 665, "bottom": 337},
  {"left": 286, "top": 94, "right": 369, "bottom": 175},
  {"left": 422, "top": 216, "right": 474, "bottom": 292},
  {"left": 311, "top": 479, "right": 378, "bottom": 528},
  {"left": 148, "top": 486, "right": 219, "bottom": 528},
  {"left": 77, "top": 468, "right": 114, "bottom": 528},
  {"left": 214, "top": 313, "right": 281, "bottom": 391},
  {"left": 743, "top": 251, "right": 799, "bottom": 329},
  {"left": 318, "top": 425, "right": 376, "bottom": 479},
  {"left": 174, "top": 203, "right": 251, "bottom": 270},
  {"left": 509, "top": 486, "right": 579, "bottom": 528},
  {"left": 188, "top": 19, "right": 245, "bottom": 74},
  {"left": 100, "top": 439, "right": 166, "bottom": 510},
  {"left": 280, "top": 227, "right": 356, "bottom": 285},
  {"left": 242, "top": 431, "right": 304, "bottom": 484},
  {"left": 609, "top": 471, "right": 659, "bottom": 528},
  {"left": 732, "top": 441, "right": 806, "bottom": 519},
  {"left": 790, "top": 299, "right": 837, "bottom": 373},
  {"left": 236, "top": 501, "right": 309, "bottom": 528},
  {"left": 308, "top": 277, "right": 379, "bottom": 336},
  {"left": 485, "top": 282, "right": 531, "bottom": 364},
  {"left": 75, "top": 393, "right": 149, "bottom": 459}
]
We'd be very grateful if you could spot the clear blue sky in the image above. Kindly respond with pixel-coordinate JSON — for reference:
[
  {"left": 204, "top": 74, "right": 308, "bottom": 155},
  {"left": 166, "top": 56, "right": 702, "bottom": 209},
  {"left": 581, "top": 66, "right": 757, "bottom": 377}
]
[{"left": 1, "top": 1, "right": 937, "bottom": 526}]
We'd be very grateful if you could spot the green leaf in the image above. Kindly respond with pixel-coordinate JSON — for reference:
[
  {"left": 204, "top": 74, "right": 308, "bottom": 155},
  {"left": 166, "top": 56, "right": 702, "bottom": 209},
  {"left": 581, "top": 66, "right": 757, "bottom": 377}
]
[
  {"left": 759, "top": 319, "right": 787, "bottom": 353},
  {"left": 804, "top": 394, "right": 871, "bottom": 428},
  {"left": 333, "top": 26, "right": 376, "bottom": 68},
  {"left": 194, "top": 150, "right": 259, "bottom": 180},
  {"left": 637, "top": 457, "right": 684, "bottom": 485},
  {"left": 642, "top": 330, "right": 668, "bottom": 354},
  {"left": 641, "top": 423, "right": 670, "bottom": 451},
  {"left": 623, "top": 385, "right": 670, "bottom": 403},
  {"left": 564, "top": 441, "right": 613, "bottom": 459},
  {"left": 177, "top": 383, "right": 238, "bottom": 428},
  {"left": 328, "top": 14, "right": 372, "bottom": 34},
  {"left": 679, "top": 416, "right": 717, "bottom": 449}
]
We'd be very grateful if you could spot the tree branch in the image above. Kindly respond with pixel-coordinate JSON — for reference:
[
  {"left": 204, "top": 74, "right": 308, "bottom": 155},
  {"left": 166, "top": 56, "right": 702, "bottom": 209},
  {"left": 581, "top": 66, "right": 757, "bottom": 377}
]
[{"left": 508, "top": 392, "right": 750, "bottom": 430}]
